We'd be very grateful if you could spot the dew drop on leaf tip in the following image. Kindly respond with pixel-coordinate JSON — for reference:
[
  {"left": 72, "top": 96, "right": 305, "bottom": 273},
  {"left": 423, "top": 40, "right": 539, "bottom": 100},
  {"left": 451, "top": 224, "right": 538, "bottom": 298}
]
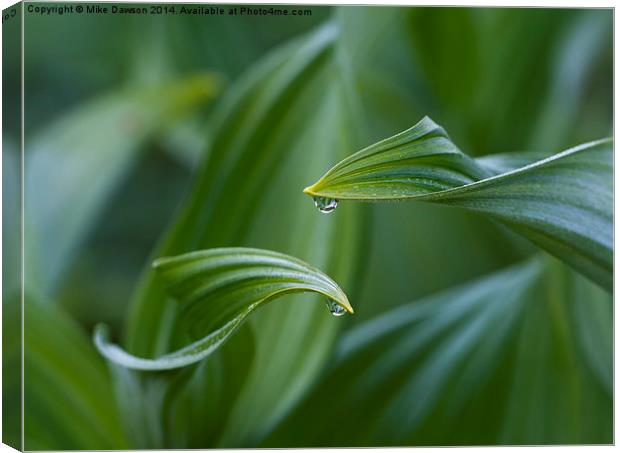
[
  {"left": 325, "top": 299, "right": 347, "bottom": 317},
  {"left": 313, "top": 196, "right": 338, "bottom": 214}
]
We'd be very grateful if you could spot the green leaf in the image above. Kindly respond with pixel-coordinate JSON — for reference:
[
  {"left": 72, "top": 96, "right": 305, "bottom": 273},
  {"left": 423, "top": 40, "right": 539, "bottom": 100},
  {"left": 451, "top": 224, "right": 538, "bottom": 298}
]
[
  {"left": 23, "top": 298, "right": 128, "bottom": 450},
  {"left": 304, "top": 116, "right": 612, "bottom": 290},
  {"left": 123, "top": 20, "right": 368, "bottom": 447},
  {"left": 266, "top": 256, "right": 612, "bottom": 446},
  {"left": 163, "top": 327, "right": 256, "bottom": 448},
  {"left": 25, "top": 74, "right": 220, "bottom": 294},
  {"left": 95, "top": 247, "right": 352, "bottom": 371}
]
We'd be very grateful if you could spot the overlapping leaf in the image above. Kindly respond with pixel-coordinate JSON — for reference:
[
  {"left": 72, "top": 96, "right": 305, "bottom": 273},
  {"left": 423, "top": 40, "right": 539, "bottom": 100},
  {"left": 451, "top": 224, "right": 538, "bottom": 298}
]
[
  {"left": 122, "top": 20, "right": 368, "bottom": 447},
  {"left": 95, "top": 248, "right": 352, "bottom": 370},
  {"left": 266, "top": 256, "right": 612, "bottom": 446},
  {"left": 328, "top": 7, "right": 612, "bottom": 323},
  {"left": 305, "top": 116, "right": 613, "bottom": 290}
]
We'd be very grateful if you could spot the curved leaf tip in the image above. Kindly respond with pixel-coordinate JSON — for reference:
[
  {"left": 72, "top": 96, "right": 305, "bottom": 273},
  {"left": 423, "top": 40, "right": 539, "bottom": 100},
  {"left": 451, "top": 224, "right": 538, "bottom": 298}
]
[
  {"left": 94, "top": 247, "right": 353, "bottom": 371},
  {"left": 150, "top": 247, "right": 353, "bottom": 315},
  {"left": 303, "top": 116, "right": 612, "bottom": 290},
  {"left": 302, "top": 115, "right": 487, "bottom": 199}
]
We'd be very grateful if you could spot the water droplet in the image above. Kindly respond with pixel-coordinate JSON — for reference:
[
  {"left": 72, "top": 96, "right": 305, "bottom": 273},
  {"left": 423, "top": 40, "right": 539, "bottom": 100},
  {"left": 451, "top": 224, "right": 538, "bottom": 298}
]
[
  {"left": 313, "top": 197, "right": 338, "bottom": 214},
  {"left": 325, "top": 299, "right": 347, "bottom": 317}
]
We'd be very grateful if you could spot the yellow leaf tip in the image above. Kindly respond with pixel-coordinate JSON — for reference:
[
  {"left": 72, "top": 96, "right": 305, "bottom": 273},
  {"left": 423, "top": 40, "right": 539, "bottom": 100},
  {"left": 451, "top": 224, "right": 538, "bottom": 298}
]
[
  {"left": 341, "top": 297, "right": 355, "bottom": 314},
  {"left": 303, "top": 185, "right": 316, "bottom": 196}
]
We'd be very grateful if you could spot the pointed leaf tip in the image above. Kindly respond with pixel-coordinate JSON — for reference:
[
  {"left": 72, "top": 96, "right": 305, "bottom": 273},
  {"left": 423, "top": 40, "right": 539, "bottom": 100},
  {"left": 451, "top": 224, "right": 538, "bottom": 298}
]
[
  {"left": 95, "top": 247, "right": 353, "bottom": 370},
  {"left": 304, "top": 116, "right": 612, "bottom": 290}
]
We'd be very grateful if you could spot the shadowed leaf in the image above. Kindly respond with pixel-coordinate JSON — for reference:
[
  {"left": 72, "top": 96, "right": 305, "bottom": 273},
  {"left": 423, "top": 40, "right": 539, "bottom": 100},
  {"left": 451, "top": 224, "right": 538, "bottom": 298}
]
[{"left": 266, "top": 256, "right": 612, "bottom": 446}]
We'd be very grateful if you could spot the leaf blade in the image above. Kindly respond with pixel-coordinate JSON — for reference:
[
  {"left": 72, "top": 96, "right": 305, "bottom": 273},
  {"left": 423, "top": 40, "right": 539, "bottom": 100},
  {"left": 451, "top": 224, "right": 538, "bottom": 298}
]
[
  {"left": 22, "top": 298, "right": 129, "bottom": 450},
  {"left": 95, "top": 247, "right": 352, "bottom": 371},
  {"left": 265, "top": 256, "right": 612, "bottom": 446},
  {"left": 123, "top": 22, "right": 368, "bottom": 446},
  {"left": 304, "top": 117, "right": 612, "bottom": 289}
]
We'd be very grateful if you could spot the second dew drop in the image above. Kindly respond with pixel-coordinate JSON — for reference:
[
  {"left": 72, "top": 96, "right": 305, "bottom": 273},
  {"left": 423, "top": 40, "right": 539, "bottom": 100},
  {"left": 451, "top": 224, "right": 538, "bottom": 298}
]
[
  {"left": 325, "top": 299, "right": 347, "bottom": 317},
  {"left": 313, "top": 197, "right": 338, "bottom": 214}
]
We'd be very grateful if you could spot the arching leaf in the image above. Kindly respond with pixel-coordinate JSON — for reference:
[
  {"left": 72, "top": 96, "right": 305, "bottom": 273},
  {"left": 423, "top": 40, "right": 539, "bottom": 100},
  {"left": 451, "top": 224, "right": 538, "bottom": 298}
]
[
  {"left": 95, "top": 248, "right": 352, "bottom": 371},
  {"left": 123, "top": 21, "right": 368, "bottom": 447},
  {"left": 304, "top": 116, "right": 612, "bottom": 290}
]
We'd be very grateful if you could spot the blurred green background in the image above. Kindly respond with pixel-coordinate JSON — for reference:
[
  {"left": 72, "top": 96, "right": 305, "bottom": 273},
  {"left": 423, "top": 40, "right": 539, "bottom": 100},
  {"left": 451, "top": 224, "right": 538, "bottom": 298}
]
[{"left": 3, "top": 4, "right": 613, "bottom": 449}]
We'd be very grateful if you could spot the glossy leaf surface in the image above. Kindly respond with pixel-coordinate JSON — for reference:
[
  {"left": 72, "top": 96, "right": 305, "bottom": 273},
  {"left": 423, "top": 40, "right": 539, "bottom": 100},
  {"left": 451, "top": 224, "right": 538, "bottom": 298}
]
[
  {"left": 305, "top": 117, "right": 612, "bottom": 289},
  {"left": 95, "top": 248, "right": 351, "bottom": 370}
]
